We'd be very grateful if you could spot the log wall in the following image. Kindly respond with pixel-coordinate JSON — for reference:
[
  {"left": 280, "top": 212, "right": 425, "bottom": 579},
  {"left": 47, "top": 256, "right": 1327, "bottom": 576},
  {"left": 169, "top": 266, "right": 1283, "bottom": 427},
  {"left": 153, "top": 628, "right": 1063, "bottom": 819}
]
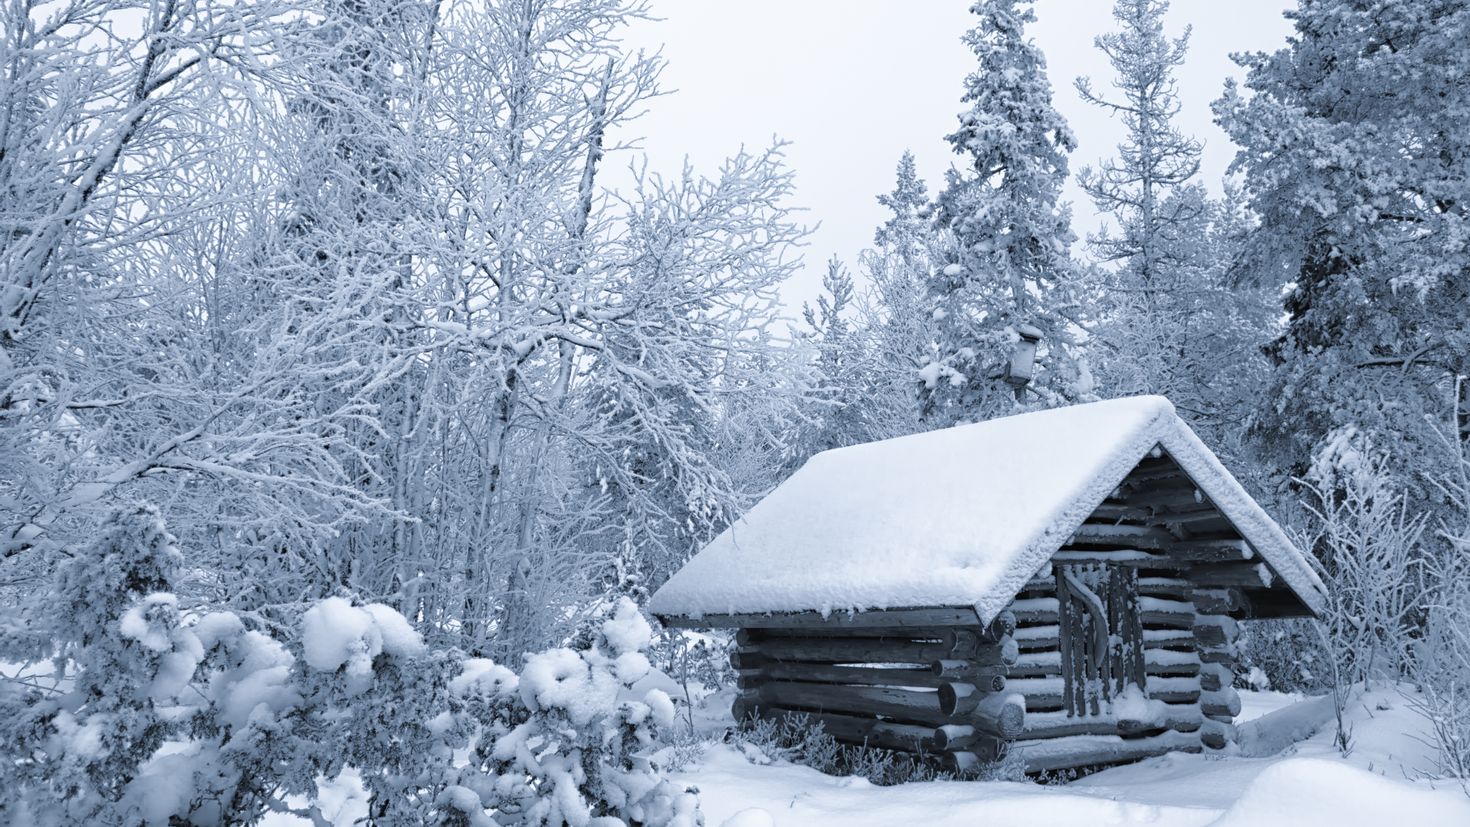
[{"left": 730, "top": 610, "right": 1022, "bottom": 768}]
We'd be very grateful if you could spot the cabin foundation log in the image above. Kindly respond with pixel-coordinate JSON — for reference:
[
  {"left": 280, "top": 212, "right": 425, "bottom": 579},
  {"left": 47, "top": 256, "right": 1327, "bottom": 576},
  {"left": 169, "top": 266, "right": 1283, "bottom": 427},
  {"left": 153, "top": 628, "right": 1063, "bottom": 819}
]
[{"left": 755, "top": 680, "right": 949, "bottom": 726}]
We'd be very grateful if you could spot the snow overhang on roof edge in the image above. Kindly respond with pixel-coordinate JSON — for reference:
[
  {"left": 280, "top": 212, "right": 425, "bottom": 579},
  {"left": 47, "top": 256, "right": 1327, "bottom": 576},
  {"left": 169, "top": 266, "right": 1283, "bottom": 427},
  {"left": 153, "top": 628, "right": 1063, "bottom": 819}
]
[{"left": 649, "top": 396, "right": 1327, "bottom": 625}]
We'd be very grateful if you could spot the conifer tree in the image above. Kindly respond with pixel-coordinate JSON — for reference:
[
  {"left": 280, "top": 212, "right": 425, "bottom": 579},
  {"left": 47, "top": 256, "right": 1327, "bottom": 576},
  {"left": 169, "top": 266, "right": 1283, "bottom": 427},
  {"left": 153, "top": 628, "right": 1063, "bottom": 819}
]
[
  {"left": 1076, "top": 0, "right": 1274, "bottom": 451},
  {"left": 1075, "top": 0, "right": 1200, "bottom": 306},
  {"left": 1216, "top": 0, "right": 1470, "bottom": 475},
  {"left": 875, "top": 150, "right": 933, "bottom": 262},
  {"left": 923, "top": 0, "right": 1087, "bottom": 427}
]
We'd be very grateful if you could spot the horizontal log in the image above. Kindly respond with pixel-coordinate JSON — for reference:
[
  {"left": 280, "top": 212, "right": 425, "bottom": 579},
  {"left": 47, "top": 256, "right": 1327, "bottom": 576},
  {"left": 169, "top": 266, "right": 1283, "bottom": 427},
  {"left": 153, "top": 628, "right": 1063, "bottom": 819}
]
[
  {"left": 1012, "top": 625, "right": 1058, "bottom": 651},
  {"left": 943, "top": 746, "right": 1001, "bottom": 772},
  {"left": 1015, "top": 730, "right": 1203, "bottom": 774},
  {"left": 736, "top": 632, "right": 1003, "bottom": 665},
  {"left": 1142, "top": 628, "right": 1195, "bottom": 649},
  {"left": 1172, "top": 540, "right": 1255, "bottom": 563},
  {"left": 1138, "top": 577, "right": 1195, "bottom": 598},
  {"left": 1008, "top": 650, "right": 1059, "bottom": 678},
  {"left": 1150, "top": 662, "right": 1199, "bottom": 678},
  {"left": 930, "top": 660, "right": 1008, "bottom": 692},
  {"left": 1156, "top": 509, "right": 1232, "bottom": 529},
  {"left": 1201, "top": 688, "right": 1242, "bottom": 719},
  {"left": 740, "top": 703, "right": 942, "bottom": 753},
  {"left": 1009, "top": 597, "right": 1058, "bottom": 624},
  {"left": 1067, "top": 523, "right": 1177, "bottom": 550},
  {"left": 1200, "top": 718, "right": 1236, "bottom": 750},
  {"left": 1006, "top": 677, "right": 1064, "bottom": 712},
  {"left": 1052, "top": 549, "right": 1184, "bottom": 568},
  {"left": 1192, "top": 588, "right": 1246, "bottom": 615},
  {"left": 1192, "top": 615, "right": 1241, "bottom": 648},
  {"left": 1128, "top": 486, "right": 1206, "bottom": 511},
  {"left": 737, "top": 627, "right": 945, "bottom": 645},
  {"left": 1140, "top": 599, "right": 1199, "bottom": 625},
  {"left": 1020, "top": 703, "right": 1203, "bottom": 740},
  {"left": 1150, "top": 690, "right": 1201, "bottom": 705},
  {"left": 1198, "top": 648, "right": 1240, "bottom": 665},
  {"left": 1199, "top": 663, "right": 1233, "bottom": 693},
  {"left": 1150, "top": 676, "right": 1202, "bottom": 692},
  {"left": 1089, "top": 502, "right": 1152, "bottom": 521},
  {"left": 1191, "top": 563, "right": 1275, "bottom": 588},
  {"left": 933, "top": 723, "right": 1003, "bottom": 756},
  {"left": 1008, "top": 649, "right": 1200, "bottom": 679},
  {"left": 751, "top": 662, "right": 951, "bottom": 690},
  {"left": 1020, "top": 576, "right": 1055, "bottom": 594},
  {"left": 757, "top": 681, "right": 948, "bottom": 726},
  {"left": 660, "top": 606, "right": 981, "bottom": 631}
]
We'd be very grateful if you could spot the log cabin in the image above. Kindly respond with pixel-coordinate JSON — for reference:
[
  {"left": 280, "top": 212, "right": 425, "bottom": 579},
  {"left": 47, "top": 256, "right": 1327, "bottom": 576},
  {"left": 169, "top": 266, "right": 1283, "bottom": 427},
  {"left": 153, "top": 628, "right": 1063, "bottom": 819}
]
[{"left": 648, "top": 396, "right": 1325, "bottom": 774}]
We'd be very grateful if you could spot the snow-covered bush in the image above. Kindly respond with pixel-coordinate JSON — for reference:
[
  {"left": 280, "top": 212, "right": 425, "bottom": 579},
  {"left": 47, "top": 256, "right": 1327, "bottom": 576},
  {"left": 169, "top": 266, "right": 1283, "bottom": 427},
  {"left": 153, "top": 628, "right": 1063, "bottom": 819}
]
[
  {"left": 1238, "top": 619, "right": 1328, "bottom": 694},
  {"left": 0, "top": 505, "right": 700, "bottom": 825},
  {"left": 1410, "top": 418, "right": 1470, "bottom": 780},
  {"left": 449, "top": 599, "right": 703, "bottom": 826},
  {"left": 0, "top": 503, "right": 202, "bottom": 824},
  {"left": 1298, "top": 430, "right": 1425, "bottom": 687}
]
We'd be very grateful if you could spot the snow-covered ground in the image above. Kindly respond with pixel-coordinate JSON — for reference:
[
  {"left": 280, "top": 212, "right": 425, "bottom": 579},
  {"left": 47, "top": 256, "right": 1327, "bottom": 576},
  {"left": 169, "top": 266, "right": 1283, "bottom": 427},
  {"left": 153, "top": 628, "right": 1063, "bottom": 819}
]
[{"left": 678, "top": 687, "right": 1470, "bottom": 827}]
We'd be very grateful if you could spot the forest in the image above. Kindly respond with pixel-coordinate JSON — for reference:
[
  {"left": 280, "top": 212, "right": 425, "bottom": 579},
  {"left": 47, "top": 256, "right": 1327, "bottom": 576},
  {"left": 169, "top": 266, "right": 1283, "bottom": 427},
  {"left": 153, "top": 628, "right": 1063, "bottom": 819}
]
[{"left": 1, "top": 0, "right": 1468, "bottom": 824}]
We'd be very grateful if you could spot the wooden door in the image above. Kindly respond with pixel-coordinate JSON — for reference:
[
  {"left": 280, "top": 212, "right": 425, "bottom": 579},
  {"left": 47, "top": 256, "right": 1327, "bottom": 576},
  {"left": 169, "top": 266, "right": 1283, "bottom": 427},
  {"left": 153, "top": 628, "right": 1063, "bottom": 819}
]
[{"left": 1055, "top": 563, "right": 1147, "bottom": 717}]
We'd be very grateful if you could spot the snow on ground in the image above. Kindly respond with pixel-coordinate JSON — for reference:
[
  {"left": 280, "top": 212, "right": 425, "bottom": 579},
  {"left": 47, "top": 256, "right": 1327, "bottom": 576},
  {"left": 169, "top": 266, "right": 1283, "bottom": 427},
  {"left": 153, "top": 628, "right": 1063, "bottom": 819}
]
[{"left": 676, "top": 687, "right": 1470, "bottom": 827}]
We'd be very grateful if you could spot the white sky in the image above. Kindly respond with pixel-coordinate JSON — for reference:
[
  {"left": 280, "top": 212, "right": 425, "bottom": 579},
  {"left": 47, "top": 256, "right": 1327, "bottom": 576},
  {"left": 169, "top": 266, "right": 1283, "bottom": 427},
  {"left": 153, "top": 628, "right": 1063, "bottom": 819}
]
[{"left": 612, "top": 1, "right": 1296, "bottom": 312}]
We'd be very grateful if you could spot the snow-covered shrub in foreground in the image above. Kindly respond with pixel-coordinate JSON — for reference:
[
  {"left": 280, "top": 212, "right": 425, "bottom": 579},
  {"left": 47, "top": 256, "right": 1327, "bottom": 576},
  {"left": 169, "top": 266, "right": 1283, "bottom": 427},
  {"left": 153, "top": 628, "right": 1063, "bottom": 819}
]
[
  {"left": 0, "top": 505, "right": 699, "bottom": 825},
  {"left": 447, "top": 599, "right": 702, "bottom": 826}
]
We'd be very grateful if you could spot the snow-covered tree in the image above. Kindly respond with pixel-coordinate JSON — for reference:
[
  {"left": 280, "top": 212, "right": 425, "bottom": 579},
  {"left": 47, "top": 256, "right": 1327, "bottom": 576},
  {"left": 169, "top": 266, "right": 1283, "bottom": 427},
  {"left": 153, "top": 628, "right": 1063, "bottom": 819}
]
[
  {"left": 923, "top": 0, "right": 1088, "bottom": 427},
  {"left": 1075, "top": 0, "right": 1276, "bottom": 456},
  {"left": 1216, "top": 0, "right": 1470, "bottom": 478},
  {"left": 1075, "top": 0, "right": 1201, "bottom": 304},
  {"left": 874, "top": 150, "right": 934, "bottom": 262},
  {"left": 850, "top": 156, "right": 940, "bottom": 442}
]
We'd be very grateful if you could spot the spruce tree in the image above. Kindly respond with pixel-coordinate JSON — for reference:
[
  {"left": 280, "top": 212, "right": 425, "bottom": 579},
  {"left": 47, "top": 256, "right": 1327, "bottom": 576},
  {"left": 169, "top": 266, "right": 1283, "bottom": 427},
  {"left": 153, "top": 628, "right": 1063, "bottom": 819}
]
[
  {"left": 875, "top": 150, "right": 933, "bottom": 262},
  {"left": 1216, "top": 0, "right": 1470, "bottom": 475},
  {"left": 923, "top": 0, "right": 1087, "bottom": 427},
  {"left": 1075, "top": 0, "right": 1200, "bottom": 305},
  {"left": 1076, "top": 0, "right": 1274, "bottom": 453}
]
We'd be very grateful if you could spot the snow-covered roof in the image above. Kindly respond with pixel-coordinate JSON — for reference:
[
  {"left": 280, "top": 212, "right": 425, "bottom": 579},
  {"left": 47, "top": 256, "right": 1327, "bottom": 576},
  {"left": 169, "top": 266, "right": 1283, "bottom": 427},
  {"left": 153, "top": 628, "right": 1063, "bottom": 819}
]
[{"left": 650, "top": 396, "right": 1325, "bottom": 624}]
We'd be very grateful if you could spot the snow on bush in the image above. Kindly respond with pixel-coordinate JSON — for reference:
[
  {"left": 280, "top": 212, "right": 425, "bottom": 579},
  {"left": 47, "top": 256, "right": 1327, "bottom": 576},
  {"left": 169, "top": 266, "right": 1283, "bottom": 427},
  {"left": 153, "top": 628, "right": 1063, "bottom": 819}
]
[
  {"left": 450, "top": 597, "right": 702, "bottom": 826},
  {"left": 0, "top": 507, "right": 701, "bottom": 825},
  {"left": 301, "top": 596, "right": 427, "bottom": 693}
]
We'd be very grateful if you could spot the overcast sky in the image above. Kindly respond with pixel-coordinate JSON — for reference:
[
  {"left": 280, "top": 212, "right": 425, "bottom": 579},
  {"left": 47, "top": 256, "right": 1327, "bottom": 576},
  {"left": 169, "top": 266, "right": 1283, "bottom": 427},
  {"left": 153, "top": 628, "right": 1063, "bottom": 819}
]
[{"left": 612, "top": 1, "right": 1297, "bottom": 312}]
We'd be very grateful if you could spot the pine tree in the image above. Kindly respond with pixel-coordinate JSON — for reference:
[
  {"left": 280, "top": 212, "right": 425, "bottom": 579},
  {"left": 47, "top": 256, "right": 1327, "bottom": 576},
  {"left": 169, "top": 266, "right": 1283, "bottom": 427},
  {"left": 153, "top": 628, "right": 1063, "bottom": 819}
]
[
  {"left": 791, "top": 258, "right": 865, "bottom": 461},
  {"left": 1076, "top": 0, "right": 1274, "bottom": 453},
  {"left": 1075, "top": 0, "right": 1200, "bottom": 305},
  {"left": 1216, "top": 0, "right": 1470, "bottom": 476},
  {"left": 923, "top": 0, "right": 1087, "bottom": 427},
  {"left": 875, "top": 150, "right": 932, "bottom": 261}
]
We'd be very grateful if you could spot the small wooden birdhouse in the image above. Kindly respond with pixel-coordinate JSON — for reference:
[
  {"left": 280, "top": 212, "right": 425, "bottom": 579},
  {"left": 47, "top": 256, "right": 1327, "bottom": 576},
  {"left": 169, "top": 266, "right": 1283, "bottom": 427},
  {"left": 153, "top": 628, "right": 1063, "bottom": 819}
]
[{"left": 1005, "top": 324, "right": 1044, "bottom": 387}]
